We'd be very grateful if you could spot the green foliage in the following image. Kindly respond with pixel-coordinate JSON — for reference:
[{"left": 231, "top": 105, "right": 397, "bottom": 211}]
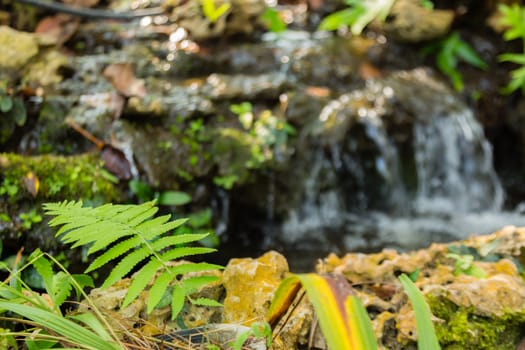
[
  {"left": 446, "top": 253, "right": 487, "bottom": 278},
  {"left": 232, "top": 322, "right": 272, "bottom": 350},
  {"left": 260, "top": 8, "right": 287, "bottom": 33},
  {"left": 213, "top": 174, "right": 239, "bottom": 189},
  {"left": 19, "top": 209, "right": 42, "bottom": 230},
  {"left": 0, "top": 178, "right": 19, "bottom": 200},
  {"left": 427, "top": 295, "right": 525, "bottom": 349},
  {"left": 201, "top": 0, "right": 231, "bottom": 23},
  {"left": 420, "top": 0, "right": 434, "bottom": 10},
  {"left": 44, "top": 200, "right": 223, "bottom": 318},
  {"left": 318, "top": 0, "right": 394, "bottom": 35},
  {"left": 0, "top": 302, "right": 121, "bottom": 350},
  {"left": 0, "top": 153, "right": 120, "bottom": 202},
  {"left": 399, "top": 274, "right": 441, "bottom": 350},
  {"left": 498, "top": 4, "right": 525, "bottom": 94},
  {"left": 28, "top": 250, "right": 94, "bottom": 311},
  {"left": 229, "top": 102, "right": 296, "bottom": 166},
  {"left": 129, "top": 179, "right": 191, "bottom": 206},
  {"left": 423, "top": 31, "right": 488, "bottom": 91},
  {"left": 0, "top": 251, "right": 121, "bottom": 349},
  {"left": 0, "top": 87, "right": 27, "bottom": 144},
  {"left": 168, "top": 117, "right": 211, "bottom": 181}
]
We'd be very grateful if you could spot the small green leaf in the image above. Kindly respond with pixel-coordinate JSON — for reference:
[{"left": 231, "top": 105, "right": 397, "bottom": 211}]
[
  {"left": 0, "top": 95, "right": 13, "bottom": 112},
  {"left": 499, "top": 53, "right": 525, "bottom": 65},
  {"left": 190, "top": 297, "right": 222, "bottom": 307},
  {"left": 188, "top": 208, "right": 212, "bottom": 228},
  {"left": 201, "top": 0, "right": 231, "bottom": 23},
  {"left": 319, "top": 8, "right": 363, "bottom": 31},
  {"left": 157, "top": 191, "right": 191, "bottom": 206},
  {"left": 171, "top": 286, "right": 186, "bottom": 319},
  {"left": 129, "top": 180, "right": 153, "bottom": 201},
  {"left": 147, "top": 270, "right": 174, "bottom": 313},
  {"left": 11, "top": 98, "right": 27, "bottom": 126},
  {"left": 230, "top": 102, "right": 252, "bottom": 115},
  {"left": 260, "top": 8, "right": 286, "bottom": 33},
  {"left": 408, "top": 268, "right": 420, "bottom": 282},
  {"left": 455, "top": 42, "right": 488, "bottom": 70}
]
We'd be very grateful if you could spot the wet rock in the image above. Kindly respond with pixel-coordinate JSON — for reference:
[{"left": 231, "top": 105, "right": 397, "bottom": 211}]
[
  {"left": 316, "top": 226, "right": 525, "bottom": 349},
  {"left": 222, "top": 251, "right": 288, "bottom": 324},
  {"left": 0, "top": 152, "right": 120, "bottom": 203},
  {"left": 24, "top": 49, "right": 69, "bottom": 88},
  {"left": 165, "top": 0, "right": 266, "bottom": 41},
  {"left": 271, "top": 294, "right": 314, "bottom": 350},
  {"left": 202, "top": 73, "right": 290, "bottom": 100},
  {"left": 211, "top": 127, "right": 261, "bottom": 183},
  {"left": 112, "top": 120, "right": 212, "bottom": 188}
]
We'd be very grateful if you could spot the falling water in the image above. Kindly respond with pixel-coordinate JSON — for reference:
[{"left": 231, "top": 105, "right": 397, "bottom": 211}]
[{"left": 277, "top": 69, "right": 525, "bottom": 269}]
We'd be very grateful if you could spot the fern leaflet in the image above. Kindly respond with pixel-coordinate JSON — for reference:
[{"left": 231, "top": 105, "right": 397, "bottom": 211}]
[{"left": 44, "top": 200, "right": 223, "bottom": 318}]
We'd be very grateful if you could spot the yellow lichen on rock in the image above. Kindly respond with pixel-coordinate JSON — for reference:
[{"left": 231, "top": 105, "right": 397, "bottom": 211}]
[
  {"left": 0, "top": 25, "right": 38, "bottom": 70},
  {"left": 222, "top": 250, "right": 289, "bottom": 324}
]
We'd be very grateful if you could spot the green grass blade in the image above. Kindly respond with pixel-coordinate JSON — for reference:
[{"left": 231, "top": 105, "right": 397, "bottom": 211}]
[
  {"left": 0, "top": 302, "right": 121, "bottom": 350},
  {"left": 399, "top": 274, "right": 441, "bottom": 350}
]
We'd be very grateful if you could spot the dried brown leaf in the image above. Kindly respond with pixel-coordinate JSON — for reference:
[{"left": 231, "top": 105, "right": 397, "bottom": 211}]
[
  {"left": 103, "top": 63, "right": 147, "bottom": 98},
  {"left": 35, "top": 14, "right": 80, "bottom": 46}
]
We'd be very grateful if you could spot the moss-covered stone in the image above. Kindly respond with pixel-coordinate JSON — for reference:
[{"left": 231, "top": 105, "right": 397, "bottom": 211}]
[
  {"left": 211, "top": 127, "right": 264, "bottom": 186},
  {"left": 428, "top": 295, "right": 525, "bottom": 350},
  {"left": 0, "top": 152, "right": 121, "bottom": 203}
]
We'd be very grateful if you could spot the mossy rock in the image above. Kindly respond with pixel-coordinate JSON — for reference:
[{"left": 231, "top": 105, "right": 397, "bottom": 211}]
[
  {"left": 211, "top": 127, "right": 261, "bottom": 186},
  {"left": 0, "top": 152, "right": 121, "bottom": 203},
  {"left": 428, "top": 295, "right": 525, "bottom": 350}
]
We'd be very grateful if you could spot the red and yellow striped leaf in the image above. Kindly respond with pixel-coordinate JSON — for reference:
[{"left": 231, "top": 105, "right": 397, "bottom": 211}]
[{"left": 268, "top": 273, "right": 378, "bottom": 350}]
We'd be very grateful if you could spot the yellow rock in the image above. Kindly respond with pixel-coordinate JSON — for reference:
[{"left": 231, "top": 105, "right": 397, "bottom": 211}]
[
  {"left": 222, "top": 250, "right": 288, "bottom": 324},
  {"left": 0, "top": 26, "right": 38, "bottom": 70}
]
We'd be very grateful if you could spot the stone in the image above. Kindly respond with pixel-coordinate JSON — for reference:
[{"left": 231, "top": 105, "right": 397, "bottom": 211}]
[
  {"left": 374, "top": 0, "right": 454, "bottom": 43},
  {"left": 165, "top": 0, "right": 266, "bottom": 41},
  {"left": 0, "top": 26, "right": 38, "bottom": 71},
  {"left": 316, "top": 226, "right": 525, "bottom": 349},
  {"left": 222, "top": 251, "right": 289, "bottom": 324}
]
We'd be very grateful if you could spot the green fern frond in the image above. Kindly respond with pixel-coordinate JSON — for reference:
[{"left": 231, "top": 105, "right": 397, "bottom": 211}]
[{"left": 44, "top": 200, "right": 223, "bottom": 318}]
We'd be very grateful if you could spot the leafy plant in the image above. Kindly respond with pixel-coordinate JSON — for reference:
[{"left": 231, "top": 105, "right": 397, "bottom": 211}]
[
  {"left": 19, "top": 209, "right": 42, "bottom": 230},
  {"left": 268, "top": 273, "right": 378, "bottom": 350},
  {"left": 445, "top": 253, "right": 487, "bottom": 278},
  {"left": 498, "top": 3, "right": 525, "bottom": 94},
  {"left": 423, "top": 31, "right": 488, "bottom": 91},
  {"left": 129, "top": 179, "right": 191, "bottom": 206},
  {"left": 0, "top": 178, "right": 19, "bottom": 199},
  {"left": 44, "top": 200, "right": 223, "bottom": 318},
  {"left": 318, "top": 0, "right": 395, "bottom": 35},
  {"left": 0, "top": 250, "right": 122, "bottom": 350},
  {"left": 0, "top": 86, "right": 27, "bottom": 145},
  {"left": 232, "top": 321, "right": 272, "bottom": 350},
  {"left": 229, "top": 102, "right": 296, "bottom": 166},
  {"left": 201, "top": 0, "right": 231, "bottom": 23},
  {"left": 269, "top": 273, "right": 442, "bottom": 350}
]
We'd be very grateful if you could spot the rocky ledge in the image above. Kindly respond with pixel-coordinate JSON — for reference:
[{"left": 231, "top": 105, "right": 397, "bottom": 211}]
[{"left": 83, "top": 225, "right": 525, "bottom": 349}]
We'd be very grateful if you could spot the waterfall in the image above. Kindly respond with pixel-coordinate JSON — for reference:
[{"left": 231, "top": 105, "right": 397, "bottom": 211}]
[
  {"left": 278, "top": 69, "right": 523, "bottom": 266},
  {"left": 413, "top": 108, "right": 504, "bottom": 214}
]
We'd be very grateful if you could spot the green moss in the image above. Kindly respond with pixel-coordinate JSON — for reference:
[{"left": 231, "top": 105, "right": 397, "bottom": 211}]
[
  {"left": 427, "top": 295, "right": 525, "bottom": 350},
  {"left": 0, "top": 152, "right": 120, "bottom": 203},
  {"left": 211, "top": 127, "right": 261, "bottom": 186}
]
